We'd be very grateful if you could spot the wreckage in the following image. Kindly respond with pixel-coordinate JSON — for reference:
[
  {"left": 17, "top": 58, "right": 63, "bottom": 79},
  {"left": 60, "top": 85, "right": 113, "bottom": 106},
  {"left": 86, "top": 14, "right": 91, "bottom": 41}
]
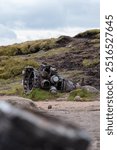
[{"left": 22, "top": 63, "right": 76, "bottom": 94}]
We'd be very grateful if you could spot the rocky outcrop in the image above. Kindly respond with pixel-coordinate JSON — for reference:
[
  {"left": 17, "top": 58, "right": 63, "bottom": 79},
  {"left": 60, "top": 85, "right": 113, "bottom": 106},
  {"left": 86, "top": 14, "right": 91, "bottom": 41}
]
[{"left": 0, "top": 101, "right": 90, "bottom": 150}]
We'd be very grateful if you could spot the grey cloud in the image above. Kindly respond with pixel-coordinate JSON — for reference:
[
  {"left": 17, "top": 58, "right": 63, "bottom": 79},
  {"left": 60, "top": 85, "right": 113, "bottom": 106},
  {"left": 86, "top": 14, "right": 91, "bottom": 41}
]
[
  {"left": 0, "top": 24, "right": 17, "bottom": 39},
  {"left": 0, "top": 0, "right": 100, "bottom": 30}
]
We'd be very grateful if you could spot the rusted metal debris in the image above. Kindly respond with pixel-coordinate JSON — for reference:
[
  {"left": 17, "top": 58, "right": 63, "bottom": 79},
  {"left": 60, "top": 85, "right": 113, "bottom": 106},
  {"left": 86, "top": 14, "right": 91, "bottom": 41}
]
[{"left": 22, "top": 63, "right": 76, "bottom": 94}]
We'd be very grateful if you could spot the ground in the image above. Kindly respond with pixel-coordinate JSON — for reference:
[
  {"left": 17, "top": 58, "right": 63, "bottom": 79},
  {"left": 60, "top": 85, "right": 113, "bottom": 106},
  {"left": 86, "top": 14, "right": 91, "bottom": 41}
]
[
  {"left": 0, "top": 29, "right": 100, "bottom": 96},
  {"left": 0, "top": 96, "right": 100, "bottom": 150},
  {"left": 0, "top": 29, "right": 100, "bottom": 149}
]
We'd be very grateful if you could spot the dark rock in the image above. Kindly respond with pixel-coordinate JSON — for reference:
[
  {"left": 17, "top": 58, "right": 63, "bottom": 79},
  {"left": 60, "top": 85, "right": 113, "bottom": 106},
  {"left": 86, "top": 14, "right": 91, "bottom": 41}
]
[
  {"left": 0, "top": 102, "right": 90, "bottom": 150},
  {"left": 48, "top": 105, "right": 52, "bottom": 109}
]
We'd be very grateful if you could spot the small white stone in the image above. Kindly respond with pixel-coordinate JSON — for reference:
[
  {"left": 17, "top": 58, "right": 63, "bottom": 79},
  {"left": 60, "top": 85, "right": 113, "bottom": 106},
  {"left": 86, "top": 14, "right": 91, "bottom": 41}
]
[
  {"left": 76, "top": 83, "right": 81, "bottom": 89},
  {"left": 74, "top": 96, "right": 81, "bottom": 101}
]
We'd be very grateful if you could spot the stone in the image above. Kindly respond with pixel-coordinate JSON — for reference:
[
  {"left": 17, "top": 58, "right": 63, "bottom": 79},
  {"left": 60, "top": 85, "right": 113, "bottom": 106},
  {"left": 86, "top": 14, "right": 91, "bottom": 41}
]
[
  {"left": 82, "top": 85, "right": 99, "bottom": 94},
  {"left": 0, "top": 101, "right": 90, "bottom": 150},
  {"left": 74, "top": 96, "right": 82, "bottom": 101},
  {"left": 76, "top": 82, "right": 81, "bottom": 89},
  {"left": 48, "top": 105, "right": 52, "bottom": 109}
]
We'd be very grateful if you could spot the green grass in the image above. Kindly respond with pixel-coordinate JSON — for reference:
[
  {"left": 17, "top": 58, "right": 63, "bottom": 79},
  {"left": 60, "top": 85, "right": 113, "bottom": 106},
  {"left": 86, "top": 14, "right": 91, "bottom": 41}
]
[
  {"left": 68, "top": 88, "right": 98, "bottom": 101},
  {"left": 27, "top": 88, "right": 62, "bottom": 101},
  {"left": 0, "top": 78, "right": 63, "bottom": 101}
]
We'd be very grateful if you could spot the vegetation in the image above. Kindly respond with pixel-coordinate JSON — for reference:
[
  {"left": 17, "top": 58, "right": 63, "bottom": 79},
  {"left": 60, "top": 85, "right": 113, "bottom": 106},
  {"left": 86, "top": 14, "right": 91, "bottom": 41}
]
[
  {"left": 82, "top": 58, "right": 99, "bottom": 67},
  {"left": 75, "top": 29, "right": 100, "bottom": 38},
  {"left": 27, "top": 89, "right": 62, "bottom": 101},
  {"left": 68, "top": 88, "right": 98, "bottom": 101},
  {"left": 0, "top": 57, "right": 38, "bottom": 79},
  {"left": 0, "top": 38, "right": 57, "bottom": 56},
  {"left": 0, "top": 82, "right": 23, "bottom": 96},
  {"left": 0, "top": 29, "right": 100, "bottom": 99}
]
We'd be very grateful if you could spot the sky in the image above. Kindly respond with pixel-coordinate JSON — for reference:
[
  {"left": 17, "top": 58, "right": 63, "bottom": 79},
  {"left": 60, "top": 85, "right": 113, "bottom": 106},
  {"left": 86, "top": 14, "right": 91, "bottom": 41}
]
[{"left": 0, "top": 0, "right": 100, "bottom": 46}]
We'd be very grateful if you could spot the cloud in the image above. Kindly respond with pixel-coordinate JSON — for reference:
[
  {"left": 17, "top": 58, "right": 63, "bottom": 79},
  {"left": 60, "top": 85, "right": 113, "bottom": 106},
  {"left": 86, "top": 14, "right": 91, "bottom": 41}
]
[
  {"left": 0, "top": 24, "right": 18, "bottom": 45},
  {"left": 0, "top": 0, "right": 100, "bottom": 29},
  {"left": 0, "top": 24, "right": 17, "bottom": 39},
  {"left": 0, "top": 0, "right": 100, "bottom": 45},
  {"left": 15, "top": 27, "right": 86, "bottom": 41}
]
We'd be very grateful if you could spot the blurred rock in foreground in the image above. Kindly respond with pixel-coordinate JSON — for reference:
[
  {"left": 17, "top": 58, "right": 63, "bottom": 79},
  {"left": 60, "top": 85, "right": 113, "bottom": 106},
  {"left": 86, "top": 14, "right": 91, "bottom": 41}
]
[{"left": 0, "top": 101, "right": 90, "bottom": 150}]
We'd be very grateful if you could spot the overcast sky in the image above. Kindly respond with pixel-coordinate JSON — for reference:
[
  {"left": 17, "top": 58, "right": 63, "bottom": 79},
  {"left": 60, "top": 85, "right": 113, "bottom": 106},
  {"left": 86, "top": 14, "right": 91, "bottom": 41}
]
[{"left": 0, "top": 0, "right": 100, "bottom": 46}]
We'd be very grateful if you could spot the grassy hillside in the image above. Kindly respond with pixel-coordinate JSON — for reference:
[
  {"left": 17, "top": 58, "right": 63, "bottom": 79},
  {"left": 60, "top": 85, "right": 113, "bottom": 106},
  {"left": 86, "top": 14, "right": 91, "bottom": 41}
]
[{"left": 0, "top": 29, "right": 100, "bottom": 100}]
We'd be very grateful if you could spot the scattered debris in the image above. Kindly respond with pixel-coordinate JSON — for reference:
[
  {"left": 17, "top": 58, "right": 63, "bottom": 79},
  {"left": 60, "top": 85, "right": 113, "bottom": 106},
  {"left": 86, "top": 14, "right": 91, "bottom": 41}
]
[{"left": 23, "top": 63, "right": 76, "bottom": 94}]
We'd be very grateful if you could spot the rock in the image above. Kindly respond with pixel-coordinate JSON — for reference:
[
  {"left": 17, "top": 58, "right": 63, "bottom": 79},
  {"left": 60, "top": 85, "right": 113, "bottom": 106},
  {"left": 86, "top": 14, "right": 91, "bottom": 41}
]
[
  {"left": 48, "top": 105, "right": 52, "bottom": 109},
  {"left": 1, "top": 97, "right": 43, "bottom": 112},
  {"left": 0, "top": 101, "right": 90, "bottom": 150},
  {"left": 74, "top": 96, "right": 82, "bottom": 101},
  {"left": 76, "top": 82, "right": 81, "bottom": 89},
  {"left": 82, "top": 85, "right": 99, "bottom": 94}
]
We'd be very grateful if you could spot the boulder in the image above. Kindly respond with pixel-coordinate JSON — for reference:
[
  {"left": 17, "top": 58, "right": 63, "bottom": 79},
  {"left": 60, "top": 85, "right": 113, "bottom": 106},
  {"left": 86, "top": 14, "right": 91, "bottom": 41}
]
[
  {"left": 0, "top": 101, "right": 90, "bottom": 150},
  {"left": 82, "top": 85, "right": 99, "bottom": 94}
]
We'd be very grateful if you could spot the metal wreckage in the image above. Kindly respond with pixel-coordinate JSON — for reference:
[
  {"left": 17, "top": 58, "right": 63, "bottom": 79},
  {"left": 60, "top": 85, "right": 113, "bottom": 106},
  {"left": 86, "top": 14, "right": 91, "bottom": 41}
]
[{"left": 22, "top": 63, "right": 76, "bottom": 94}]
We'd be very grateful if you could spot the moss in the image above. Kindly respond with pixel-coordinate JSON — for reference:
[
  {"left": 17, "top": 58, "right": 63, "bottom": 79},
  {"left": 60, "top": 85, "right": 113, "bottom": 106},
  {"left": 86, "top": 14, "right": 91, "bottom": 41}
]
[
  {"left": 68, "top": 88, "right": 97, "bottom": 101},
  {"left": 82, "top": 58, "right": 99, "bottom": 67},
  {"left": 27, "top": 88, "right": 61, "bottom": 101}
]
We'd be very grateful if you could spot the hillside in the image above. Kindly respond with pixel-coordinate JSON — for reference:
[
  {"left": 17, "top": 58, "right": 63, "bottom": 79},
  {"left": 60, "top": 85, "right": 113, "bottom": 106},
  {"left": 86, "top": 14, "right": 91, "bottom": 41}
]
[{"left": 0, "top": 29, "right": 100, "bottom": 96}]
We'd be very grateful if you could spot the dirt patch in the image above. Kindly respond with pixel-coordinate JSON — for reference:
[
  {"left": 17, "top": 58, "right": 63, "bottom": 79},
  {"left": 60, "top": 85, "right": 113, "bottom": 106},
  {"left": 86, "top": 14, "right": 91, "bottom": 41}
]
[{"left": 36, "top": 101, "right": 100, "bottom": 150}]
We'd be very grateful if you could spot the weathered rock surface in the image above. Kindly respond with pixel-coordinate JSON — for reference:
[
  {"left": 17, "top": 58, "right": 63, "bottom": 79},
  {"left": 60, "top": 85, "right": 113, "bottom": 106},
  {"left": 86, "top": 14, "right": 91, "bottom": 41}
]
[
  {"left": 0, "top": 101, "right": 90, "bottom": 150},
  {"left": 82, "top": 86, "right": 99, "bottom": 94},
  {"left": 0, "top": 96, "right": 42, "bottom": 112},
  {"left": 74, "top": 96, "right": 82, "bottom": 101}
]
